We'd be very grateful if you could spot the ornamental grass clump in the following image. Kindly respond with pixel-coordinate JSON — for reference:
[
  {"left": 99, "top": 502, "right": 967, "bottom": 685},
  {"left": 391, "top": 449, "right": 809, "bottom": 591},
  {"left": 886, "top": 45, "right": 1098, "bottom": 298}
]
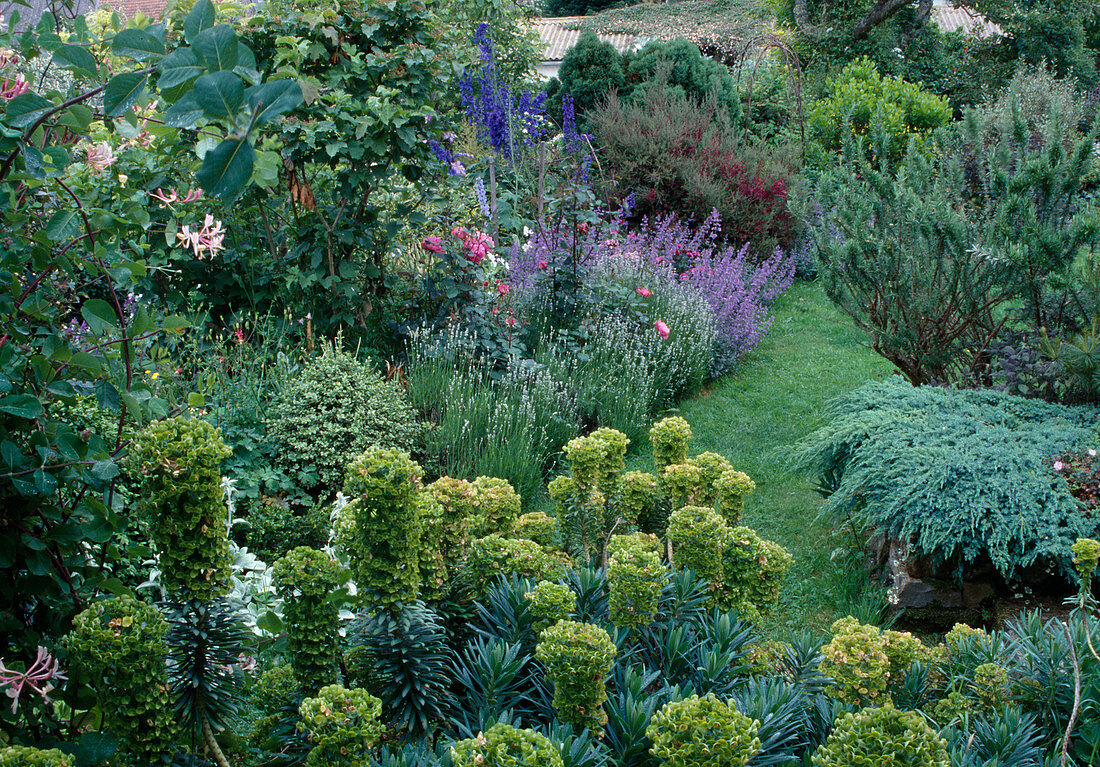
[
  {"left": 811, "top": 704, "right": 949, "bottom": 767},
  {"left": 451, "top": 723, "right": 564, "bottom": 767},
  {"left": 128, "top": 417, "right": 232, "bottom": 601},
  {"left": 299, "top": 684, "right": 383, "bottom": 767},
  {"left": 647, "top": 693, "right": 762, "bottom": 767},
  {"left": 608, "top": 533, "right": 665, "bottom": 629},
  {"left": 342, "top": 448, "right": 425, "bottom": 610},
  {"left": 273, "top": 547, "right": 343, "bottom": 692},
  {"left": 536, "top": 620, "right": 617, "bottom": 736},
  {"left": 525, "top": 580, "right": 576, "bottom": 634},
  {"left": 65, "top": 596, "right": 175, "bottom": 764}
]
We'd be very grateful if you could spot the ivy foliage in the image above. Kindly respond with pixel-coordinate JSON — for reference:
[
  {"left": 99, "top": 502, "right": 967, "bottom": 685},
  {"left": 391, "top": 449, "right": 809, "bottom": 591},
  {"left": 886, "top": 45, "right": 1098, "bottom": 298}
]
[
  {"left": 273, "top": 546, "right": 343, "bottom": 692},
  {"left": 127, "top": 417, "right": 232, "bottom": 601},
  {"left": 792, "top": 379, "right": 1100, "bottom": 581},
  {"left": 65, "top": 596, "right": 176, "bottom": 765}
]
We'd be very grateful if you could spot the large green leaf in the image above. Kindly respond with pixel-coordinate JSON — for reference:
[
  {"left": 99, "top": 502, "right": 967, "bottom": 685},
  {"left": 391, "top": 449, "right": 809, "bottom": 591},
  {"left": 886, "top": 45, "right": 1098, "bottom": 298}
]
[
  {"left": 191, "top": 24, "right": 238, "bottom": 71},
  {"left": 46, "top": 210, "right": 81, "bottom": 241},
  {"left": 103, "top": 72, "right": 148, "bottom": 117},
  {"left": 246, "top": 79, "right": 302, "bottom": 127},
  {"left": 52, "top": 44, "right": 99, "bottom": 75},
  {"left": 183, "top": 0, "right": 215, "bottom": 42},
  {"left": 193, "top": 71, "right": 244, "bottom": 119},
  {"left": 111, "top": 28, "right": 165, "bottom": 60},
  {"left": 163, "top": 92, "right": 204, "bottom": 128},
  {"left": 3, "top": 92, "right": 54, "bottom": 128},
  {"left": 0, "top": 395, "right": 43, "bottom": 419},
  {"left": 158, "top": 48, "right": 204, "bottom": 90},
  {"left": 195, "top": 137, "right": 255, "bottom": 202},
  {"left": 81, "top": 298, "right": 118, "bottom": 334}
]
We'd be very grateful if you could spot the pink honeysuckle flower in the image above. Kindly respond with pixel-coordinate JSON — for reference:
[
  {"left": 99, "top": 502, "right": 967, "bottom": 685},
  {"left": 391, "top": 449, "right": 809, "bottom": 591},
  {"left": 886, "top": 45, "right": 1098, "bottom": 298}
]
[
  {"left": 150, "top": 188, "right": 202, "bottom": 206},
  {"left": 538, "top": 260, "right": 548, "bottom": 270},
  {"left": 85, "top": 142, "right": 116, "bottom": 174},
  {"left": 497, "top": 282, "right": 509, "bottom": 295},
  {"left": 636, "top": 287, "right": 652, "bottom": 298},
  {"left": 0, "top": 647, "right": 66, "bottom": 714},
  {"left": 654, "top": 320, "right": 670, "bottom": 340},
  {"left": 0, "top": 74, "right": 28, "bottom": 100},
  {"left": 177, "top": 214, "right": 226, "bottom": 259},
  {"left": 422, "top": 236, "right": 444, "bottom": 254}
]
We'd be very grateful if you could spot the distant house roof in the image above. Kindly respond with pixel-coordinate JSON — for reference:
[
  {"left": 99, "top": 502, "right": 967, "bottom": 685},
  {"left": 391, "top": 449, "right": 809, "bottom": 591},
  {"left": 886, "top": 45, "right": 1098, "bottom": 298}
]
[
  {"left": 930, "top": 1, "right": 1003, "bottom": 37},
  {"left": 98, "top": 0, "right": 169, "bottom": 20},
  {"left": 532, "top": 16, "right": 639, "bottom": 63}
]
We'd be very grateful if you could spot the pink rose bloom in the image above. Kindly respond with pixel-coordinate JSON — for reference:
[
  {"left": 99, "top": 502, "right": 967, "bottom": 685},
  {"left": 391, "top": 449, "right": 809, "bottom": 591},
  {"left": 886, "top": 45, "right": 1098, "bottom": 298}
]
[
  {"left": 636, "top": 287, "right": 652, "bottom": 298},
  {"left": 467, "top": 248, "right": 485, "bottom": 265},
  {"left": 422, "top": 236, "right": 444, "bottom": 254},
  {"left": 654, "top": 320, "right": 670, "bottom": 340},
  {"left": 538, "top": 260, "right": 548, "bottom": 270},
  {"left": 452, "top": 226, "right": 467, "bottom": 238},
  {"left": 1054, "top": 461, "right": 1064, "bottom": 471},
  {"left": 497, "top": 282, "right": 510, "bottom": 295}
]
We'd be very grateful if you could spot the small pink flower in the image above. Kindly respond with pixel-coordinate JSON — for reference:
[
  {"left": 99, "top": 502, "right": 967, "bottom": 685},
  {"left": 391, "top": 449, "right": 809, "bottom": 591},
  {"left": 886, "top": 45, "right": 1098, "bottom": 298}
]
[
  {"left": 85, "top": 142, "right": 116, "bottom": 174},
  {"left": 1054, "top": 461, "right": 1064, "bottom": 471},
  {"left": 234, "top": 328, "right": 245, "bottom": 344},
  {"left": 505, "top": 316, "right": 517, "bottom": 327},
  {"left": 654, "top": 320, "right": 670, "bottom": 340},
  {"left": 450, "top": 160, "right": 467, "bottom": 176},
  {"left": 577, "top": 221, "right": 589, "bottom": 234},
  {"left": 176, "top": 214, "right": 226, "bottom": 259},
  {"left": 636, "top": 287, "right": 652, "bottom": 298},
  {"left": 451, "top": 226, "right": 467, "bottom": 238},
  {"left": 0, "top": 647, "right": 66, "bottom": 714},
  {"left": 422, "top": 236, "right": 444, "bottom": 254},
  {"left": 0, "top": 74, "right": 29, "bottom": 100},
  {"left": 1090, "top": 449, "right": 1097, "bottom": 457},
  {"left": 538, "top": 260, "right": 548, "bottom": 270},
  {"left": 497, "top": 282, "right": 509, "bottom": 295}
]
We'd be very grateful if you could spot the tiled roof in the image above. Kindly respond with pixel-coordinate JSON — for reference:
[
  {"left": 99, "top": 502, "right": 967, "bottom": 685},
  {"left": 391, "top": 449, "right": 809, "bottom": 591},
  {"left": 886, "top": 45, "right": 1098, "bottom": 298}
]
[
  {"left": 532, "top": 16, "right": 639, "bottom": 62},
  {"left": 929, "top": 5, "right": 1003, "bottom": 37},
  {"left": 96, "top": 0, "right": 168, "bottom": 20}
]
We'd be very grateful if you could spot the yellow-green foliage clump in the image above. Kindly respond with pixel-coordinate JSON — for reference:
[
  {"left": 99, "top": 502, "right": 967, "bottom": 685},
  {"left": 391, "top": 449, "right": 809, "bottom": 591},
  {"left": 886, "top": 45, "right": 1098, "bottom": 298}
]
[
  {"left": 1073, "top": 537, "right": 1100, "bottom": 581},
  {"left": 608, "top": 533, "right": 665, "bottom": 629},
  {"left": 273, "top": 546, "right": 342, "bottom": 692},
  {"left": 343, "top": 447, "right": 425, "bottom": 609},
  {"left": 299, "top": 684, "right": 383, "bottom": 767},
  {"left": 650, "top": 416, "right": 692, "bottom": 470},
  {"left": 812, "top": 704, "right": 949, "bottom": 767},
  {"left": 536, "top": 620, "right": 617, "bottom": 736},
  {"left": 619, "top": 471, "right": 661, "bottom": 526},
  {"left": 65, "top": 596, "right": 175, "bottom": 764},
  {"left": 525, "top": 580, "right": 576, "bottom": 634},
  {"left": 0, "top": 746, "right": 74, "bottom": 767},
  {"left": 820, "top": 617, "right": 928, "bottom": 706},
  {"left": 466, "top": 534, "right": 568, "bottom": 592},
  {"left": 647, "top": 693, "right": 761, "bottom": 766},
  {"left": 714, "top": 470, "right": 755, "bottom": 523},
  {"left": 469, "top": 476, "right": 523, "bottom": 538},
  {"left": 513, "top": 511, "right": 558, "bottom": 547},
  {"left": 451, "top": 723, "right": 564, "bottom": 767},
  {"left": 128, "top": 416, "right": 232, "bottom": 601},
  {"left": 667, "top": 505, "right": 727, "bottom": 587}
]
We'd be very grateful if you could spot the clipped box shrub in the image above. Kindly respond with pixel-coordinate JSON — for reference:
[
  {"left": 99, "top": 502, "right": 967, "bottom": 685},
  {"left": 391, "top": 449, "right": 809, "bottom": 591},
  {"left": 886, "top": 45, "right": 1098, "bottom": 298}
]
[
  {"left": 342, "top": 448, "right": 425, "bottom": 609},
  {"left": 812, "top": 704, "right": 949, "bottom": 767},
  {"left": 299, "top": 684, "right": 383, "bottom": 766},
  {"left": 525, "top": 580, "right": 576, "bottom": 634},
  {"left": 451, "top": 723, "right": 564, "bottom": 767},
  {"left": 466, "top": 534, "right": 568, "bottom": 592},
  {"left": 0, "top": 747, "right": 73, "bottom": 767},
  {"left": 273, "top": 546, "right": 342, "bottom": 691},
  {"left": 267, "top": 342, "right": 419, "bottom": 494},
  {"left": 536, "top": 620, "right": 617, "bottom": 736},
  {"left": 647, "top": 693, "right": 761, "bottom": 766},
  {"left": 127, "top": 416, "right": 232, "bottom": 601},
  {"left": 65, "top": 595, "right": 175, "bottom": 764},
  {"left": 513, "top": 511, "right": 558, "bottom": 547}
]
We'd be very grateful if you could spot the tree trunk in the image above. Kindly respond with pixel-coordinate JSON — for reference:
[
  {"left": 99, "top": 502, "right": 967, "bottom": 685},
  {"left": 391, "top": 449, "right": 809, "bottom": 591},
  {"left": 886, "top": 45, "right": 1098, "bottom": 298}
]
[{"left": 852, "top": 0, "right": 916, "bottom": 41}]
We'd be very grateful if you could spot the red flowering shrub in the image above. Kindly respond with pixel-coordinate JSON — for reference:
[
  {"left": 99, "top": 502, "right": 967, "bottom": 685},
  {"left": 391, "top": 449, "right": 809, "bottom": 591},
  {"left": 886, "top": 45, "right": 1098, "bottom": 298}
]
[{"left": 592, "top": 76, "right": 799, "bottom": 255}]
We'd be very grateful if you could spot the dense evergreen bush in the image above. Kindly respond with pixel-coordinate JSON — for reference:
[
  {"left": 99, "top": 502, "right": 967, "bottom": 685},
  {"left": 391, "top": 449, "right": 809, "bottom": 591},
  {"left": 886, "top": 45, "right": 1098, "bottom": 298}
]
[
  {"left": 793, "top": 379, "right": 1100, "bottom": 581},
  {"left": 624, "top": 38, "right": 743, "bottom": 122},
  {"left": 549, "top": 29, "right": 626, "bottom": 123},
  {"left": 244, "top": 499, "right": 330, "bottom": 563},
  {"left": 267, "top": 343, "right": 419, "bottom": 495}
]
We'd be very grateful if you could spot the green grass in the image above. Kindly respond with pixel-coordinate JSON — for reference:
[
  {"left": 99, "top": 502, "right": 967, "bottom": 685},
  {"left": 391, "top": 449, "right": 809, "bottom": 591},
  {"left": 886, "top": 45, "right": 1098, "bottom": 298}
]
[{"left": 633, "top": 280, "right": 894, "bottom": 637}]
